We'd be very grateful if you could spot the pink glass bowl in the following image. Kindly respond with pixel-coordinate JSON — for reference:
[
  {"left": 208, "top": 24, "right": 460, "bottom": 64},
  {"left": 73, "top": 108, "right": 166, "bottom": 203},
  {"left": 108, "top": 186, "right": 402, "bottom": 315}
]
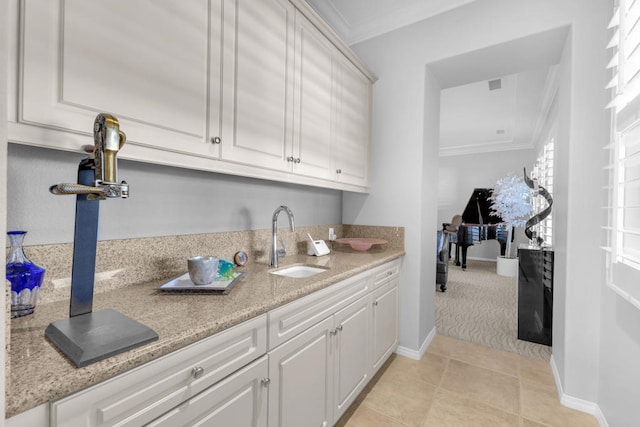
[{"left": 335, "top": 238, "right": 388, "bottom": 251}]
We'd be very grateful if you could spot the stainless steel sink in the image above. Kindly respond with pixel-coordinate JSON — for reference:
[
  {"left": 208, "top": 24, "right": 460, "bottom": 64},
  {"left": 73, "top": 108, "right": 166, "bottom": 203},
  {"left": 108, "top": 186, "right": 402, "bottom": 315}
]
[{"left": 270, "top": 265, "right": 328, "bottom": 278}]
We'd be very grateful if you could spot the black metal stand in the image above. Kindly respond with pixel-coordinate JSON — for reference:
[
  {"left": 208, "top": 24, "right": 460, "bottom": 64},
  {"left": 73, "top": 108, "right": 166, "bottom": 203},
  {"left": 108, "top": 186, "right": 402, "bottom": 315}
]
[{"left": 45, "top": 158, "right": 157, "bottom": 368}]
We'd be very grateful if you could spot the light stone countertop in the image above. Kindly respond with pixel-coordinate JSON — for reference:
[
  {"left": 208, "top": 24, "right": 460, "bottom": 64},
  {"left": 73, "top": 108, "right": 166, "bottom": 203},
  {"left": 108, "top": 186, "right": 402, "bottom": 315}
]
[{"left": 7, "top": 247, "right": 404, "bottom": 418}]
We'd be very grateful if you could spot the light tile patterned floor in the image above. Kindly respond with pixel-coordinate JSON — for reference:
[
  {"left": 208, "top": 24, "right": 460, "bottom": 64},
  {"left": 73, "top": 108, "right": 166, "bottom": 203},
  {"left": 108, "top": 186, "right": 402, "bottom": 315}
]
[{"left": 336, "top": 334, "right": 599, "bottom": 427}]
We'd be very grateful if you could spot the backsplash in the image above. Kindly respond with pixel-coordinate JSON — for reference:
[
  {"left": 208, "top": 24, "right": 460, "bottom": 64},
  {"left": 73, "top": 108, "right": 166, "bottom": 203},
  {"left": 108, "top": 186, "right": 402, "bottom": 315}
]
[{"left": 10, "top": 224, "right": 404, "bottom": 305}]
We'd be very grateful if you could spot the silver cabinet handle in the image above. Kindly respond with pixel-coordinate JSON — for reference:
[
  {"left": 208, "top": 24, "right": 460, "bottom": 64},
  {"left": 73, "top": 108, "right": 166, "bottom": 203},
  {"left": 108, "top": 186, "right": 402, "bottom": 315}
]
[
  {"left": 192, "top": 366, "right": 205, "bottom": 379},
  {"left": 261, "top": 377, "right": 271, "bottom": 387},
  {"left": 210, "top": 136, "right": 221, "bottom": 144},
  {"left": 336, "top": 169, "right": 342, "bottom": 174}
]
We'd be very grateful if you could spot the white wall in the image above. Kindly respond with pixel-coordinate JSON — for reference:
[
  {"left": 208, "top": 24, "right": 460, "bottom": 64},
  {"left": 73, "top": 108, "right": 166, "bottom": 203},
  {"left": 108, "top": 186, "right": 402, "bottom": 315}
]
[
  {"left": 346, "top": 0, "right": 614, "bottom": 413},
  {"left": 438, "top": 149, "right": 534, "bottom": 261},
  {"left": 342, "top": 60, "right": 429, "bottom": 351},
  {"left": 7, "top": 144, "right": 343, "bottom": 245},
  {"left": 598, "top": 290, "right": 640, "bottom": 426},
  {"left": 419, "top": 68, "right": 441, "bottom": 348},
  {"left": 1, "top": 0, "right": 9, "bottom": 416}
]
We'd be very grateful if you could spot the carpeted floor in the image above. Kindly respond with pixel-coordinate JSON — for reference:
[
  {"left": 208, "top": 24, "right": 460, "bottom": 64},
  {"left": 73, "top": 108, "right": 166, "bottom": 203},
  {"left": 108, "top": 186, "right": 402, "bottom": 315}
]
[{"left": 435, "top": 259, "right": 552, "bottom": 360}]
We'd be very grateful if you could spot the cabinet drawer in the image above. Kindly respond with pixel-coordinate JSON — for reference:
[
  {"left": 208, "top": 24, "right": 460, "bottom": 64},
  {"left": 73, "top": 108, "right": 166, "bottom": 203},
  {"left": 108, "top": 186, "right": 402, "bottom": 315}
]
[
  {"left": 51, "top": 315, "right": 267, "bottom": 427},
  {"left": 268, "top": 271, "right": 371, "bottom": 349},
  {"left": 147, "top": 355, "right": 268, "bottom": 427},
  {"left": 372, "top": 259, "right": 401, "bottom": 290}
]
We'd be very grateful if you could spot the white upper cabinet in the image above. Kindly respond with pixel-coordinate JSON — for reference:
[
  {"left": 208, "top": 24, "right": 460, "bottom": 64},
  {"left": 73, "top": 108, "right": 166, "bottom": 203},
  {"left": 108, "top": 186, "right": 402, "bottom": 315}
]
[
  {"left": 290, "top": 11, "right": 335, "bottom": 180},
  {"left": 11, "top": 0, "right": 375, "bottom": 191},
  {"left": 333, "top": 56, "right": 372, "bottom": 188},
  {"left": 217, "top": 0, "right": 295, "bottom": 171},
  {"left": 19, "top": 0, "right": 217, "bottom": 162}
]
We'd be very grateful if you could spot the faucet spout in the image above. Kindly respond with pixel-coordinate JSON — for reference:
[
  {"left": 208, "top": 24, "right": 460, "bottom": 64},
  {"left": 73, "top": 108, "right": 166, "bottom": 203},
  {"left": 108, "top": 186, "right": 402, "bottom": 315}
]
[{"left": 270, "top": 205, "right": 295, "bottom": 268}]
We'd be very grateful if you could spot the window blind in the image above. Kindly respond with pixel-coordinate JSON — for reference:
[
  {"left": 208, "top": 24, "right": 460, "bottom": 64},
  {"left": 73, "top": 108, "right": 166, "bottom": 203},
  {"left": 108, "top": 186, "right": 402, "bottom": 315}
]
[
  {"left": 532, "top": 138, "right": 554, "bottom": 247},
  {"left": 605, "top": 0, "right": 640, "bottom": 309}
]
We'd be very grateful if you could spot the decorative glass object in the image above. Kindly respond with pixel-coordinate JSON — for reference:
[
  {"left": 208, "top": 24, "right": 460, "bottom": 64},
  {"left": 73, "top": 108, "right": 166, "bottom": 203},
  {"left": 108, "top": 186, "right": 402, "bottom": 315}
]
[
  {"left": 216, "top": 259, "right": 236, "bottom": 279},
  {"left": 6, "top": 231, "right": 45, "bottom": 318}
]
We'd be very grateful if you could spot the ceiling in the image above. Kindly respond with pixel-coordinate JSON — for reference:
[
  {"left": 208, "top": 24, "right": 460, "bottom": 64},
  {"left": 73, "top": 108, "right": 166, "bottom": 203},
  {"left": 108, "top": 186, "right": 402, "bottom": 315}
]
[
  {"left": 305, "top": 0, "right": 476, "bottom": 45},
  {"left": 306, "top": 0, "right": 567, "bottom": 157}
]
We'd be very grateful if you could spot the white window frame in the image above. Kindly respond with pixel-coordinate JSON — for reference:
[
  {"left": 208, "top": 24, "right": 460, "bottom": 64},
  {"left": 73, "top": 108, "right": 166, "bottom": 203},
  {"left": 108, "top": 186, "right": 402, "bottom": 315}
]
[
  {"left": 604, "top": 0, "right": 640, "bottom": 310},
  {"left": 531, "top": 136, "right": 554, "bottom": 247}
]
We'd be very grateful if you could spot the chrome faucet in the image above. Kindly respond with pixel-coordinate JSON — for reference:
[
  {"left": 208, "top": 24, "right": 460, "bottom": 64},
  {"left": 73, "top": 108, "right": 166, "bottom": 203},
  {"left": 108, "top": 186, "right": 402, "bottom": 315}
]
[{"left": 269, "top": 205, "right": 295, "bottom": 268}]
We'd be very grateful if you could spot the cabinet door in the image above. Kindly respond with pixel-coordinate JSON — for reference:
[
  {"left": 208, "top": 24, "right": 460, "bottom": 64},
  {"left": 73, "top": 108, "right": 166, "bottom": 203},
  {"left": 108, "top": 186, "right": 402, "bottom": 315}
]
[
  {"left": 219, "top": 0, "right": 295, "bottom": 171},
  {"left": 20, "top": 0, "right": 216, "bottom": 160},
  {"left": 371, "top": 278, "right": 399, "bottom": 373},
  {"left": 333, "top": 296, "right": 371, "bottom": 421},
  {"left": 147, "top": 355, "right": 268, "bottom": 427},
  {"left": 334, "top": 56, "right": 371, "bottom": 188},
  {"left": 51, "top": 315, "right": 266, "bottom": 427},
  {"left": 290, "top": 12, "right": 334, "bottom": 180},
  {"left": 268, "top": 316, "right": 334, "bottom": 427}
]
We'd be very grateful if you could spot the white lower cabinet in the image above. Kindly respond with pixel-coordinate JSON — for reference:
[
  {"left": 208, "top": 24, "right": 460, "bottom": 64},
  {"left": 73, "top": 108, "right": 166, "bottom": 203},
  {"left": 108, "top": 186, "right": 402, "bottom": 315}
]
[
  {"left": 267, "top": 294, "right": 372, "bottom": 427},
  {"left": 147, "top": 355, "right": 268, "bottom": 427},
  {"left": 371, "top": 278, "right": 400, "bottom": 373},
  {"left": 20, "top": 259, "right": 399, "bottom": 427},
  {"left": 268, "top": 316, "right": 335, "bottom": 427},
  {"left": 332, "top": 295, "right": 371, "bottom": 421},
  {"left": 49, "top": 314, "right": 267, "bottom": 427}
]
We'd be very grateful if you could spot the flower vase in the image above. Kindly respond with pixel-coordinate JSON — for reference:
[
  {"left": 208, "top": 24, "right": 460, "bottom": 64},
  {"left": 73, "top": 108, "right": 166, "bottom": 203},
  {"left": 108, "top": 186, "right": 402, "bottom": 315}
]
[
  {"left": 496, "top": 256, "right": 518, "bottom": 277},
  {"left": 6, "top": 231, "right": 46, "bottom": 318}
]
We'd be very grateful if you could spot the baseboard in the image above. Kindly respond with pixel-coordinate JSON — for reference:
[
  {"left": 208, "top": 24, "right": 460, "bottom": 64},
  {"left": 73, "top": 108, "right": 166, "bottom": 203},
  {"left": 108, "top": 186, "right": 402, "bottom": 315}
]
[
  {"left": 467, "top": 256, "right": 497, "bottom": 262},
  {"left": 550, "top": 355, "right": 609, "bottom": 427},
  {"left": 395, "top": 327, "right": 436, "bottom": 360}
]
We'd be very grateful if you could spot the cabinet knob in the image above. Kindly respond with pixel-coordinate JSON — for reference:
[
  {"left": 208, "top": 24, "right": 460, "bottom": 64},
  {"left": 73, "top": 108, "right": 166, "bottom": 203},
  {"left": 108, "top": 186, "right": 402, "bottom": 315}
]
[
  {"left": 210, "top": 136, "right": 222, "bottom": 144},
  {"left": 373, "top": 301, "right": 379, "bottom": 306},
  {"left": 295, "top": 157, "right": 301, "bottom": 164},
  {"left": 192, "top": 366, "right": 205, "bottom": 379},
  {"left": 261, "top": 377, "right": 271, "bottom": 387},
  {"left": 336, "top": 324, "right": 343, "bottom": 332},
  {"left": 287, "top": 156, "right": 295, "bottom": 162},
  {"left": 336, "top": 169, "right": 342, "bottom": 174}
]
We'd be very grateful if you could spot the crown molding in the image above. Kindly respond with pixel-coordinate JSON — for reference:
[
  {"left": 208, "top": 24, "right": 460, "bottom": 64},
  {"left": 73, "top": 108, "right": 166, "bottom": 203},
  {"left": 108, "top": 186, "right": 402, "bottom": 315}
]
[{"left": 439, "top": 139, "right": 534, "bottom": 157}]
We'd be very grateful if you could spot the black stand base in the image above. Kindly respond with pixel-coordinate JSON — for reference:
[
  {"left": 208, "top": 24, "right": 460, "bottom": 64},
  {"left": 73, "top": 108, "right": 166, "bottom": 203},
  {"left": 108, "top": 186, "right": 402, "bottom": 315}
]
[
  {"left": 517, "top": 248, "right": 553, "bottom": 346},
  {"left": 45, "top": 309, "right": 158, "bottom": 368}
]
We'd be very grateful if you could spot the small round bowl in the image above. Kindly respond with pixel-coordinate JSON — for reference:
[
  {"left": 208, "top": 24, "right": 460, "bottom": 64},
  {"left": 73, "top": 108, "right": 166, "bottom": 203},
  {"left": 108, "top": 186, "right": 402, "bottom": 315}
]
[{"left": 335, "top": 238, "right": 388, "bottom": 251}]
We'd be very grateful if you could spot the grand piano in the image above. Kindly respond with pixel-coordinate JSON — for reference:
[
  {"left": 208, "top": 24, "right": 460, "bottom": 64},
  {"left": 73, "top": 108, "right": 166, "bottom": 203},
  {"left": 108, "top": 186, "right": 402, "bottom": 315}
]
[{"left": 449, "top": 188, "right": 510, "bottom": 269}]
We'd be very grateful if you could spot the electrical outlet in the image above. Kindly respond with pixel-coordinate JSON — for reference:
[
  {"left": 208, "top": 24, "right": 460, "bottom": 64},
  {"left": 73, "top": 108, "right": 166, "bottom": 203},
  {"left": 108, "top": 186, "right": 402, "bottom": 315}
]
[{"left": 329, "top": 227, "right": 336, "bottom": 241}]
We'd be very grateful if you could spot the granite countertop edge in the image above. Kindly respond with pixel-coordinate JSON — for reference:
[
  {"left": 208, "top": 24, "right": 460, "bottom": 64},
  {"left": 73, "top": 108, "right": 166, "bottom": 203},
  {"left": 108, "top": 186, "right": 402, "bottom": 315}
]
[{"left": 7, "top": 249, "right": 405, "bottom": 418}]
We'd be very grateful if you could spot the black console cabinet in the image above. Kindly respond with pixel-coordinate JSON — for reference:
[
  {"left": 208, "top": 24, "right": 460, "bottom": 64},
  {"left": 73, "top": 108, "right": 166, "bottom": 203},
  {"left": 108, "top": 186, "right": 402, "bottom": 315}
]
[{"left": 517, "top": 247, "right": 553, "bottom": 346}]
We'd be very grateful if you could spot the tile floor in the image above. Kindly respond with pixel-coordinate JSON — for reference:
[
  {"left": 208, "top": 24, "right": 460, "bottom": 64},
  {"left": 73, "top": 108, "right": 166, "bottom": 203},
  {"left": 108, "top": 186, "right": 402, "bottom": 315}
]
[{"left": 336, "top": 334, "right": 599, "bottom": 427}]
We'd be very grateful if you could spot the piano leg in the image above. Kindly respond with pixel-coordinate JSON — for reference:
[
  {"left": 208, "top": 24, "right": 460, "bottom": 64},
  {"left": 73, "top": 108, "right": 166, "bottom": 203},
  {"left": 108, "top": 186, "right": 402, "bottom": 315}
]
[{"left": 460, "top": 245, "right": 469, "bottom": 270}]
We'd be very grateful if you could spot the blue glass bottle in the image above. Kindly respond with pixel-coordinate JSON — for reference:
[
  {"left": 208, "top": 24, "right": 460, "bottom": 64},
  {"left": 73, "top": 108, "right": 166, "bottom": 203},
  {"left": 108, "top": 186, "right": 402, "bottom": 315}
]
[{"left": 6, "top": 231, "right": 45, "bottom": 318}]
